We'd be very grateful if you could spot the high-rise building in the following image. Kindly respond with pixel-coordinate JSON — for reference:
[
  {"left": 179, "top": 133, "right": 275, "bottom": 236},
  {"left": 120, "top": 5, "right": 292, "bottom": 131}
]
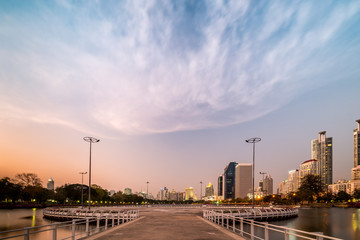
[
  {"left": 299, "top": 159, "right": 319, "bottom": 181},
  {"left": 354, "top": 119, "right": 360, "bottom": 168},
  {"left": 205, "top": 182, "right": 214, "bottom": 197},
  {"left": 288, "top": 169, "right": 300, "bottom": 192},
  {"left": 234, "top": 163, "right": 252, "bottom": 199},
  {"left": 47, "top": 177, "right": 54, "bottom": 191},
  {"left": 351, "top": 166, "right": 360, "bottom": 180},
  {"left": 217, "top": 175, "right": 224, "bottom": 198},
  {"left": 185, "top": 187, "right": 194, "bottom": 200},
  {"left": 311, "top": 131, "right": 333, "bottom": 188},
  {"left": 124, "top": 188, "right": 132, "bottom": 195},
  {"left": 263, "top": 175, "right": 273, "bottom": 195},
  {"left": 224, "top": 162, "right": 238, "bottom": 199}
]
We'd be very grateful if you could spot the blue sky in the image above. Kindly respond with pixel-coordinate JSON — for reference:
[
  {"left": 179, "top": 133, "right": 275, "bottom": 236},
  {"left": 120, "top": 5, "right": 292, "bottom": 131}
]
[{"left": 0, "top": 0, "right": 360, "bottom": 196}]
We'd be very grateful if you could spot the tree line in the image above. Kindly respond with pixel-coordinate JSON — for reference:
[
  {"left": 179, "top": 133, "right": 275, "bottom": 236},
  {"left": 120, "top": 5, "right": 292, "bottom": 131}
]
[{"left": 0, "top": 173, "right": 144, "bottom": 205}]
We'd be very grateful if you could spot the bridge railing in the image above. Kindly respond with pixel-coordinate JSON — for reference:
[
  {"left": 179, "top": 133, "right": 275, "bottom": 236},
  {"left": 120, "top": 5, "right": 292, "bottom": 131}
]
[
  {"left": 203, "top": 210, "right": 342, "bottom": 240},
  {"left": 0, "top": 210, "right": 139, "bottom": 240}
]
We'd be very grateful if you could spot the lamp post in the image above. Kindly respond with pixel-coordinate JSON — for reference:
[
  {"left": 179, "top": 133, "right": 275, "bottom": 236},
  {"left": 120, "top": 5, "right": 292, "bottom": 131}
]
[
  {"left": 79, "top": 172, "right": 87, "bottom": 208},
  {"left": 146, "top": 181, "right": 149, "bottom": 199},
  {"left": 83, "top": 137, "right": 100, "bottom": 211},
  {"left": 246, "top": 137, "right": 261, "bottom": 209},
  {"left": 200, "top": 181, "right": 203, "bottom": 201}
]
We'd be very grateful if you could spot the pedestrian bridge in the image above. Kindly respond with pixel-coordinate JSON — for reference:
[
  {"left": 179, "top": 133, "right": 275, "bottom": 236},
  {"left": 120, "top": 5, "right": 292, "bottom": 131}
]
[{"left": 0, "top": 206, "right": 342, "bottom": 240}]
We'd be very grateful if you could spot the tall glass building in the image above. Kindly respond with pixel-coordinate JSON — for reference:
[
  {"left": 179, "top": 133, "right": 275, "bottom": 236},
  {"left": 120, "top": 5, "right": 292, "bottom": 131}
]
[{"left": 224, "top": 162, "right": 237, "bottom": 199}]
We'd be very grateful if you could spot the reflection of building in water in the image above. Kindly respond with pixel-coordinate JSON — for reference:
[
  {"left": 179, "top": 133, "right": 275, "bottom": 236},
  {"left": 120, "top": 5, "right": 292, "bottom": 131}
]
[{"left": 47, "top": 177, "right": 54, "bottom": 191}]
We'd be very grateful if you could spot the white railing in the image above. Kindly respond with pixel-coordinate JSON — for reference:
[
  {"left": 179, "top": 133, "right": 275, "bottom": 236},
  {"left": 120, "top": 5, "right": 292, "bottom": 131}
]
[
  {"left": 0, "top": 210, "right": 139, "bottom": 240},
  {"left": 203, "top": 210, "right": 342, "bottom": 240}
]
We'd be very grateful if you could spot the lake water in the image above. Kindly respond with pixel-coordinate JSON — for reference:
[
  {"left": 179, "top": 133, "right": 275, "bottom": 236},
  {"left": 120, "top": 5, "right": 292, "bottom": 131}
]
[{"left": 0, "top": 207, "right": 359, "bottom": 239}]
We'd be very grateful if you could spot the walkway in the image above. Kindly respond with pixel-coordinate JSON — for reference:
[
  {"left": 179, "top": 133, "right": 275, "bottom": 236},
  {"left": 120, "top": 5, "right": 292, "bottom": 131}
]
[{"left": 86, "top": 207, "right": 246, "bottom": 240}]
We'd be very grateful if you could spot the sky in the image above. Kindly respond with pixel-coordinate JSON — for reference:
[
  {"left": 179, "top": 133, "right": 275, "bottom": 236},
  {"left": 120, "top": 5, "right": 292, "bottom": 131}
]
[{"left": 0, "top": 0, "right": 360, "bottom": 197}]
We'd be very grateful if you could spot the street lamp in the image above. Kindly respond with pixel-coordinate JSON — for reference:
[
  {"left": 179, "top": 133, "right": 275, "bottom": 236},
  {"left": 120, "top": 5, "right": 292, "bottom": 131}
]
[
  {"left": 200, "top": 181, "right": 203, "bottom": 201},
  {"left": 79, "top": 172, "right": 87, "bottom": 208},
  {"left": 83, "top": 136, "right": 100, "bottom": 211},
  {"left": 246, "top": 137, "right": 261, "bottom": 209}
]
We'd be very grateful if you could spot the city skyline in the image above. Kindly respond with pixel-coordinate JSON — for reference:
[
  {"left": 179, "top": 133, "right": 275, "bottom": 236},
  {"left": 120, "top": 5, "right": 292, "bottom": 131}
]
[{"left": 1, "top": 1, "right": 360, "bottom": 196}]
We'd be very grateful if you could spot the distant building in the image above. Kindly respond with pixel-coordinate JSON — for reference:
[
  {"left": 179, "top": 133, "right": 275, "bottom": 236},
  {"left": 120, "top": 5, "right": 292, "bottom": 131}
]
[
  {"left": 47, "top": 177, "right": 54, "bottom": 191},
  {"left": 205, "top": 182, "right": 214, "bottom": 197},
  {"left": 263, "top": 175, "right": 273, "bottom": 195},
  {"left": 185, "top": 187, "right": 194, "bottom": 200},
  {"left": 354, "top": 119, "right": 360, "bottom": 168},
  {"left": 311, "top": 131, "right": 333, "bottom": 188},
  {"left": 351, "top": 166, "right": 360, "bottom": 180},
  {"left": 328, "top": 179, "right": 348, "bottom": 194},
  {"left": 217, "top": 175, "right": 224, "bottom": 199},
  {"left": 109, "top": 190, "right": 115, "bottom": 196},
  {"left": 288, "top": 169, "right": 300, "bottom": 192},
  {"left": 234, "top": 163, "right": 252, "bottom": 199},
  {"left": 299, "top": 159, "right": 319, "bottom": 181},
  {"left": 170, "top": 189, "right": 178, "bottom": 201},
  {"left": 224, "top": 162, "right": 238, "bottom": 199},
  {"left": 124, "top": 188, "right": 132, "bottom": 195}
]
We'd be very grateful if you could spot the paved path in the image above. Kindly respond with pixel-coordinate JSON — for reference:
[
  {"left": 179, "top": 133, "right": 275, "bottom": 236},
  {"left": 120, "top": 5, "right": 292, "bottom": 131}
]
[{"left": 86, "top": 208, "right": 245, "bottom": 240}]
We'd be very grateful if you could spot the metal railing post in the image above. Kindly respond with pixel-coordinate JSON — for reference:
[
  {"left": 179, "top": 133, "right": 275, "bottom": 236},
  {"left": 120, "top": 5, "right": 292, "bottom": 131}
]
[
  {"left": 233, "top": 216, "right": 235, "bottom": 232},
  {"left": 105, "top": 215, "right": 108, "bottom": 230},
  {"left": 24, "top": 228, "right": 30, "bottom": 240},
  {"left": 117, "top": 213, "right": 120, "bottom": 226},
  {"left": 52, "top": 224, "right": 57, "bottom": 240},
  {"left": 264, "top": 222, "right": 269, "bottom": 240},
  {"left": 112, "top": 215, "right": 115, "bottom": 227},
  {"left": 96, "top": 216, "right": 100, "bottom": 233},
  {"left": 72, "top": 220, "right": 76, "bottom": 240},
  {"left": 86, "top": 218, "right": 90, "bottom": 236},
  {"left": 284, "top": 229, "right": 289, "bottom": 240},
  {"left": 221, "top": 211, "right": 224, "bottom": 227},
  {"left": 240, "top": 218, "right": 243, "bottom": 236},
  {"left": 226, "top": 215, "right": 229, "bottom": 229},
  {"left": 250, "top": 220, "right": 254, "bottom": 240}
]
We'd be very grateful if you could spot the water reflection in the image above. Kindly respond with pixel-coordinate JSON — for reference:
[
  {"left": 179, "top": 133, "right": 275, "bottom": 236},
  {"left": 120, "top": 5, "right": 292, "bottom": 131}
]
[{"left": 32, "top": 208, "right": 36, "bottom": 227}]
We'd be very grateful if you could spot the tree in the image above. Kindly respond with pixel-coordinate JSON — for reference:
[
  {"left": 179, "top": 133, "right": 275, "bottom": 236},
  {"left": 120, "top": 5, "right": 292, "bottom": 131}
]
[
  {"left": 298, "top": 174, "right": 323, "bottom": 203},
  {"left": 0, "top": 177, "right": 21, "bottom": 201},
  {"left": 15, "top": 173, "right": 42, "bottom": 187},
  {"left": 335, "top": 191, "right": 351, "bottom": 202},
  {"left": 353, "top": 189, "right": 360, "bottom": 200}
]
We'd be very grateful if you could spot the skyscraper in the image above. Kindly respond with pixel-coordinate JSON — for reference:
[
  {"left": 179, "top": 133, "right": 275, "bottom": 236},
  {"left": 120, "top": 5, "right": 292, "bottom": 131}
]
[
  {"left": 185, "top": 187, "right": 194, "bottom": 200},
  {"left": 354, "top": 119, "right": 360, "bottom": 168},
  {"left": 205, "top": 182, "right": 214, "bottom": 197},
  {"left": 311, "top": 131, "right": 333, "bottom": 188},
  {"left": 224, "top": 162, "right": 237, "bottom": 199},
  {"left": 234, "top": 163, "right": 252, "bottom": 199},
  {"left": 263, "top": 175, "right": 273, "bottom": 195},
  {"left": 47, "top": 177, "right": 54, "bottom": 191},
  {"left": 217, "top": 175, "right": 223, "bottom": 199}
]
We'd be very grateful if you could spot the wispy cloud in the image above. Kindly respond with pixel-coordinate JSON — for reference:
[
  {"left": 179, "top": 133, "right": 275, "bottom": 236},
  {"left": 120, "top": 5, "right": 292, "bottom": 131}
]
[{"left": 0, "top": 0, "right": 359, "bottom": 135}]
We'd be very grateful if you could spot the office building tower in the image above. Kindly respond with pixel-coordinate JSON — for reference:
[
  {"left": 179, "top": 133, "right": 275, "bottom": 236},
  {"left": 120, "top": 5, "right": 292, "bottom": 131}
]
[
  {"left": 263, "top": 175, "right": 273, "bottom": 195},
  {"left": 185, "top": 187, "right": 194, "bottom": 200},
  {"left": 288, "top": 169, "right": 300, "bottom": 192},
  {"left": 354, "top": 119, "right": 360, "bottom": 168},
  {"left": 311, "top": 131, "right": 333, "bottom": 188},
  {"left": 47, "top": 177, "right": 54, "bottom": 191},
  {"left": 351, "top": 166, "right": 360, "bottom": 180},
  {"left": 234, "top": 163, "right": 252, "bottom": 199},
  {"left": 217, "top": 175, "right": 223, "bottom": 198},
  {"left": 124, "top": 188, "right": 132, "bottom": 195},
  {"left": 224, "top": 162, "right": 238, "bottom": 199},
  {"left": 259, "top": 180, "right": 263, "bottom": 192},
  {"left": 299, "top": 159, "right": 319, "bottom": 181},
  {"left": 205, "top": 182, "right": 214, "bottom": 197}
]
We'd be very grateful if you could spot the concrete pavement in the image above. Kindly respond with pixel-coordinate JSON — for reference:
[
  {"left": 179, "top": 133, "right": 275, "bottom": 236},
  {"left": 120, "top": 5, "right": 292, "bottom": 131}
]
[{"left": 85, "top": 207, "right": 246, "bottom": 240}]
